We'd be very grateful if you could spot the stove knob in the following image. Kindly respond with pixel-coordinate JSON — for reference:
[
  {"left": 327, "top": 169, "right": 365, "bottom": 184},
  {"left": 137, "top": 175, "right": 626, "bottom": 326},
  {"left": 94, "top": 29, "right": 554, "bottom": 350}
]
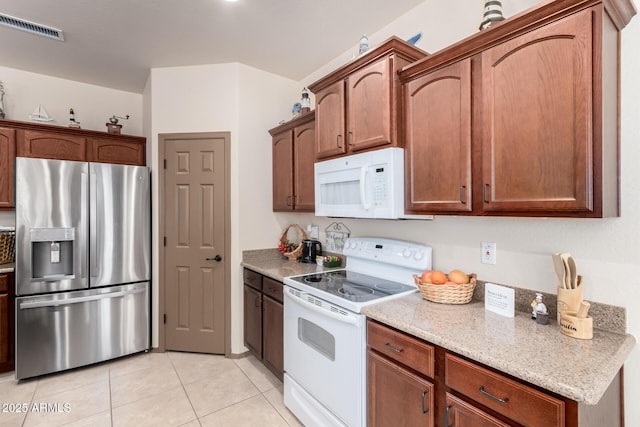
[
  {"left": 414, "top": 251, "right": 424, "bottom": 261},
  {"left": 402, "top": 248, "right": 412, "bottom": 258}
]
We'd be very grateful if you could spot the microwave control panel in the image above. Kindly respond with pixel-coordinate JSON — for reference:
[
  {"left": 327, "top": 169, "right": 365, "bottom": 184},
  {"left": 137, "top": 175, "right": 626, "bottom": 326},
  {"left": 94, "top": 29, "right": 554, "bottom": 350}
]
[{"left": 372, "top": 166, "right": 388, "bottom": 207}]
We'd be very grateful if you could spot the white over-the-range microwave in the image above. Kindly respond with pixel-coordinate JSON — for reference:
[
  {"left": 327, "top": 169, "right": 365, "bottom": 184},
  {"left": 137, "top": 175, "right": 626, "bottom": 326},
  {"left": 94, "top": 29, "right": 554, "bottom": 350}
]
[{"left": 314, "top": 147, "right": 432, "bottom": 220}]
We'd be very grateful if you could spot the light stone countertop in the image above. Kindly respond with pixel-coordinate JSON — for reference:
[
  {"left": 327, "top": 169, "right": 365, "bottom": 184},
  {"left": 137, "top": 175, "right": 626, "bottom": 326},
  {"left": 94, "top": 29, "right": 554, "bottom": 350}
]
[
  {"left": 362, "top": 293, "right": 636, "bottom": 405},
  {"left": 241, "top": 249, "right": 636, "bottom": 405},
  {"left": 241, "top": 248, "right": 342, "bottom": 282},
  {"left": 0, "top": 263, "right": 14, "bottom": 273}
]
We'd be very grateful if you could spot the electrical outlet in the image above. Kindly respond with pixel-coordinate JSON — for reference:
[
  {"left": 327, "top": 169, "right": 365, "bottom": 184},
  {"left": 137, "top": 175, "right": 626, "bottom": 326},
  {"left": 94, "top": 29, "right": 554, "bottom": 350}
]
[{"left": 481, "top": 241, "right": 497, "bottom": 265}]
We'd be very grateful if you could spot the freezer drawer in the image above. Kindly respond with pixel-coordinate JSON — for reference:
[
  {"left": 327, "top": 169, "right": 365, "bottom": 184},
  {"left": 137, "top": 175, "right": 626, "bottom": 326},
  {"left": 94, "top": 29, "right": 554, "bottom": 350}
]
[{"left": 15, "top": 282, "right": 150, "bottom": 379}]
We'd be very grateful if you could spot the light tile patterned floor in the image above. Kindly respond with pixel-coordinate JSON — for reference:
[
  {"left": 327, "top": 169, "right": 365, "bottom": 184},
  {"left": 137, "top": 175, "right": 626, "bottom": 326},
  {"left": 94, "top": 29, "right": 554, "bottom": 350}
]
[{"left": 0, "top": 352, "right": 303, "bottom": 427}]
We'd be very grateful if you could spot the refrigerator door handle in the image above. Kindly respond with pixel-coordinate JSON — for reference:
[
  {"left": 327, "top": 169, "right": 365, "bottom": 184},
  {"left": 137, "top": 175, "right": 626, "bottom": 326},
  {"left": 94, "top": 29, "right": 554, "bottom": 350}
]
[
  {"left": 18, "top": 288, "right": 147, "bottom": 310},
  {"left": 89, "top": 168, "right": 98, "bottom": 279}
]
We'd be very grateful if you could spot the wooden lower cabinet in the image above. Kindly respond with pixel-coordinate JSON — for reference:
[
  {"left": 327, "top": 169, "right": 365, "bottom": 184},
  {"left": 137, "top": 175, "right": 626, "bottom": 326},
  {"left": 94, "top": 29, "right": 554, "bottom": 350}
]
[
  {"left": 367, "top": 350, "right": 434, "bottom": 427},
  {"left": 0, "top": 272, "right": 14, "bottom": 373},
  {"left": 262, "top": 295, "right": 283, "bottom": 379},
  {"left": 243, "top": 284, "right": 262, "bottom": 358},
  {"left": 366, "top": 320, "right": 623, "bottom": 427},
  {"left": 242, "top": 269, "right": 284, "bottom": 381},
  {"left": 445, "top": 393, "right": 510, "bottom": 427}
]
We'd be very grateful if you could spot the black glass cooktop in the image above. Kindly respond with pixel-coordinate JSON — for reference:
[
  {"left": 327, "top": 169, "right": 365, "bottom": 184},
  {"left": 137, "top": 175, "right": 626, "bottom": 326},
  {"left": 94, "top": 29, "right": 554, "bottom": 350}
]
[{"left": 288, "top": 270, "right": 416, "bottom": 303}]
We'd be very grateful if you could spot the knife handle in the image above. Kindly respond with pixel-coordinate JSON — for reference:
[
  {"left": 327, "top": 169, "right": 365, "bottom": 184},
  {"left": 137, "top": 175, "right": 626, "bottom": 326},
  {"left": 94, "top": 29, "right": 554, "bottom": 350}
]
[{"left": 577, "top": 301, "right": 590, "bottom": 318}]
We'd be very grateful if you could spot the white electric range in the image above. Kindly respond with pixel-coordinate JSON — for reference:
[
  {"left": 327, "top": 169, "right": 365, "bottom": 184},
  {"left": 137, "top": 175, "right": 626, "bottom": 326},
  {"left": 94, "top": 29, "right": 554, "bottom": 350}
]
[{"left": 283, "top": 237, "right": 432, "bottom": 427}]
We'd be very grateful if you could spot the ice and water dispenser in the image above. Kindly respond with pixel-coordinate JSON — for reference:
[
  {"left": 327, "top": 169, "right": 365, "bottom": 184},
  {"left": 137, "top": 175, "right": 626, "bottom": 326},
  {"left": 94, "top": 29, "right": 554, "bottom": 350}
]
[{"left": 30, "top": 228, "right": 75, "bottom": 281}]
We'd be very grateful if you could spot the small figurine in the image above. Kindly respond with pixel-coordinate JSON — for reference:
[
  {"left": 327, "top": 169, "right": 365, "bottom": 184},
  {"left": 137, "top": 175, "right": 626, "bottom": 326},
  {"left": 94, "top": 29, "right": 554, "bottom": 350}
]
[
  {"left": 0, "top": 81, "right": 5, "bottom": 119},
  {"left": 68, "top": 108, "right": 81, "bottom": 128},
  {"left": 532, "top": 293, "right": 549, "bottom": 325},
  {"left": 359, "top": 35, "right": 369, "bottom": 55}
]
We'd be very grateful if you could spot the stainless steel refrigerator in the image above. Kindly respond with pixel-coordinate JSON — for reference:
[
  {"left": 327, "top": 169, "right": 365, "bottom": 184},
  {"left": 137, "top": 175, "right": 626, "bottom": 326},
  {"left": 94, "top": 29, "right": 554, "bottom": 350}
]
[{"left": 15, "top": 157, "right": 151, "bottom": 379}]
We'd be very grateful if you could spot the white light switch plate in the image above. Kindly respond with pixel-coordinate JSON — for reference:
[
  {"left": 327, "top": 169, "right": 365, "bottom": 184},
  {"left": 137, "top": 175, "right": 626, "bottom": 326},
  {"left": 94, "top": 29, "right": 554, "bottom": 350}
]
[{"left": 307, "top": 225, "right": 319, "bottom": 239}]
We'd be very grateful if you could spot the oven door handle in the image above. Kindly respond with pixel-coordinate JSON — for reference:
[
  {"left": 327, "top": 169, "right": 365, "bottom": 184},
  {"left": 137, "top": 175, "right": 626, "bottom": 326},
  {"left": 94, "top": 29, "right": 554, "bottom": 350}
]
[{"left": 284, "top": 289, "right": 359, "bottom": 325}]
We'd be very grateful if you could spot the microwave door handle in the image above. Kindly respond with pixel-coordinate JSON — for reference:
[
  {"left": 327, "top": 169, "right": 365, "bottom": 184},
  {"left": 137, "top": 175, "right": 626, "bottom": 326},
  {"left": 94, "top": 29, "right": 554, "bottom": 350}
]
[{"left": 359, "top": 166, "right": 370, "bottom": 210}]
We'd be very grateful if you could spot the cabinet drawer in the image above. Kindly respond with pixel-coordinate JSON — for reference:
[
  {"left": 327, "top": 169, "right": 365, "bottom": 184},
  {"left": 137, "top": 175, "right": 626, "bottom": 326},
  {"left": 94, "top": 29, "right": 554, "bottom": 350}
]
[
  {"left": 367, "top": 320, "right": 434, "bottom": 378},
  {"left": 262, "top": 277, "right": 283, "bottom": 303},
  {"left": 243, "top": 269, "right": 262, "bottom": 291},
  {"left": 445, "top": 353, "right": 564, "bottom": 427},
  {"left": 0, "top": 274, "right": 7, "bottom": 293}
]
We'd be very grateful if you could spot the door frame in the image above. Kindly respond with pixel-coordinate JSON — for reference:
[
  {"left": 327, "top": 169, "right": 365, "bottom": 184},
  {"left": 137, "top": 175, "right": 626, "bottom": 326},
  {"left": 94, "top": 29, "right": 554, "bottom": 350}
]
[{"left": 157, "top": 132, "right": 231, "bottom": 356}]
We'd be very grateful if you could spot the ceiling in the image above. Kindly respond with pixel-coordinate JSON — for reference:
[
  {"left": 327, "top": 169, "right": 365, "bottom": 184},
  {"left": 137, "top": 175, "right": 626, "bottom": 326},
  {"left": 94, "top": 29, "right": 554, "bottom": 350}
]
[{"left": 0, "top": 0, "right": 426, "bottom": 93}]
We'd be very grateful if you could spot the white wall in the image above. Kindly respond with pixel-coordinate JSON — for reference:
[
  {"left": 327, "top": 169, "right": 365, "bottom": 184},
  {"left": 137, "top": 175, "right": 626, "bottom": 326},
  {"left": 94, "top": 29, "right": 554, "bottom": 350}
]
[
  {"left": 146, "top": 63, "right": 298, "bottom": 350},
  {"left": 0, "top": 66, "right": 142, "bottom": 135},
  {"left": 283, "top": 0, "right": 640, "bottom": 422}
]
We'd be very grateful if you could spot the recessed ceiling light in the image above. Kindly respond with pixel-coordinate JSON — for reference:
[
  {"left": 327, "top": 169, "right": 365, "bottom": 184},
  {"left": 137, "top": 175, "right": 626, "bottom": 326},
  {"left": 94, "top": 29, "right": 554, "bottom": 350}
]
[{"left": 224, "top": 0, "right": 239, "bottom": 2}]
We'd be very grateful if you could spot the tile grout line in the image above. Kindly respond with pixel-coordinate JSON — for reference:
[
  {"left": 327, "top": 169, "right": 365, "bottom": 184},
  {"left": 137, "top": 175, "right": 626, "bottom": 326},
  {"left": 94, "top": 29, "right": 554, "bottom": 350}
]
[{"left": 166, "top": 353, "right": 201, "bottom": 426}]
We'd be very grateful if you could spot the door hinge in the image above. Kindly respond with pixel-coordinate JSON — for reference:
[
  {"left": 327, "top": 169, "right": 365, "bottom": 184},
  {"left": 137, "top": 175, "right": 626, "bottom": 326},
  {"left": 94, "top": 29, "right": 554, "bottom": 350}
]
[
  {"left": 164, "top": 236, "right": 167, "bottom": 246},
  {"left": 163, "top": 313, "right": 167, "bottom": 324},
  {"left": 163, "top": 159, "right": 167, "bottom": 169}
]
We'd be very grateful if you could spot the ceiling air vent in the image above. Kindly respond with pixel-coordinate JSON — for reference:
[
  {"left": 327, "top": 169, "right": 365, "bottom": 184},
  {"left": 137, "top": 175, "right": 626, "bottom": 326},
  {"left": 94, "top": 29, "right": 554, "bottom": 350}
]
[{"left": 0, "top": 13, "right": 64, "bottom": 41}]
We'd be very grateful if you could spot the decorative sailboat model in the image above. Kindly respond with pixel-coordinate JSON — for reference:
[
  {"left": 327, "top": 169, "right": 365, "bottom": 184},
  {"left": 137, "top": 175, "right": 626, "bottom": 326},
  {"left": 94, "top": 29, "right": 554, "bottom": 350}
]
[{"left": 29, "top": 104, "right": 54, "bottom": 122}]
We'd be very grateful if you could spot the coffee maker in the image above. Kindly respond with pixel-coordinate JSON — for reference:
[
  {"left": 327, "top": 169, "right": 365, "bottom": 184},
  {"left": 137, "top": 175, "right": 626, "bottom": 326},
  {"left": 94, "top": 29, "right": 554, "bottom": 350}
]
[{"left": 300, "top": 239, "right": 322, "bottom": 263}]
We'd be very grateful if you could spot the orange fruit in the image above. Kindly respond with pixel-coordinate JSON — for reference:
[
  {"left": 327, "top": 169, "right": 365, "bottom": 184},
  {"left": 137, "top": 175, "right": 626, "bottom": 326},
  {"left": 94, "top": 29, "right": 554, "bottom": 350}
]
[
  {"left": 430, "top": 270, "right": 447, "bottom": 284},
  {"left": 420, "top": 270, "right": 432, "bottom": 283}
]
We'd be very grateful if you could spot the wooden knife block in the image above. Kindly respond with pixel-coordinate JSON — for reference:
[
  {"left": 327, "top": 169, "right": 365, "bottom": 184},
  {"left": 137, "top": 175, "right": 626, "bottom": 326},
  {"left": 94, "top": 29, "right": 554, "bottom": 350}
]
[
  {"left": 560, "top": 311, "right": 593, "bottom": 339},
  {"left": 557, "top": 285, "right": 583, "bottom": 324}
]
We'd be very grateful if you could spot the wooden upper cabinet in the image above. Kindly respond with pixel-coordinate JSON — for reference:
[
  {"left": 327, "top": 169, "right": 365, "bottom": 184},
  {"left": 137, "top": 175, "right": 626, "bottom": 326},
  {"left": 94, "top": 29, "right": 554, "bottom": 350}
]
[
  {"left": 0, "top": 127, "right": 16, "bottom": 208},
  {"left": 17, "top": 129, "right": 86, "bottom": 161},
  {"left": 270, "top": 112, "right": 316, "bottom": 212},
  {"left": 404, "top": 58, "right": 472, "bottom": 214},
  {"left": 481, "top": 8, "right": 594, "bottom": 214},
  {"left": 346, "top": 58, "right": 393, "bottom": 152},
  {"left": 399, "top": 0, "right": 633, "bottom": 217},
  {"left": 315, "top": 81, "right": 346, "bottom": 159},
  {"left": 309, "top": 37, "right": 427, "bottom": 161},
  {"left": 2, "top": 119, "right": 146, "bottom": 166},
  {"left": 272, "top": 129, "right": 294, "bottom": 211},
  {"left": 293, "top": 118, "right": 316, "bottom": 211},
  {"left": 88, "top": 137, "right": 145, "bottom": 165}
]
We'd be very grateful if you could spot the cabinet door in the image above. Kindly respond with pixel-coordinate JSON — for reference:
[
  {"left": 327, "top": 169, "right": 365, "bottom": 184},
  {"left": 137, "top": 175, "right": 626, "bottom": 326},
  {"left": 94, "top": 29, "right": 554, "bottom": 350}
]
[
  {"left": 445, "top": 393, "right": 510, "bottom": 427},
  {"left": 243, "top": 285, "right": 262, "bottom": 358},
  {"left": 315, "top": 80, "right": 346, "bottom": 159},
  {"left": 404, "top": 59, "right": 472, "bottom": 213},
  {"left": 262, "top": 296, "right": 283, "bottom": 380},
  {"left": 347, "top": 57, "right": 393, "bottom": 153},
  {"left": 481, "top": 9, "right": 593, "bottom": 213},
  {"left": 293, "top": 119, "right": 316, "bottom": 211},
  {"left": 272, "top": 130, "right": 294, "bottom": 211},
  {"left": 88, "top": 137, "right": 145, "bottom": 165},
  {"left": 0, "top": 273, "right": 13, "bottom": 373},
  {"left": 368, "top": 350, "right": 434, "bottom": 427},
  {"left": 0, "top": 127, "right": 16, "bottom": 208},
  {"left": 17, "top": 129, "right": 86, "bottom": 161}
]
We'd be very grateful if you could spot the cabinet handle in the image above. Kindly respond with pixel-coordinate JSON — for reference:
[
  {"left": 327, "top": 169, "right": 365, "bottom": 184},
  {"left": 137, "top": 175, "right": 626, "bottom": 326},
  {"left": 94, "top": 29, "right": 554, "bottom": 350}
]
[
  {"left": 287, "top": 195, "right": 292, "bottom": 206},
  {"left": 479, "top": 386, "right": 510, "bottom": 404},
  {"left": 459, "top": 185, "right": 466, "bottom": 204},
  {"left": 483, "top": 183, "right": 490, "bottom": 203},
  {"left": 444, "top": 404, "right": 453, "bottom": 427},
  {"left": 347, "top": 131, "right": 354, "bottom": 146},
  {"left": 255, "top": 296, "right": 261, "bottom": 308},
  {"left": 384, "top": 343, "right": 404, "bottom": 353},
  {"left": 420, "top": 390, "right": 429, "bottom": 414},
  {"left": 336, "top": 135, "right": 343, "bottom": 149}
]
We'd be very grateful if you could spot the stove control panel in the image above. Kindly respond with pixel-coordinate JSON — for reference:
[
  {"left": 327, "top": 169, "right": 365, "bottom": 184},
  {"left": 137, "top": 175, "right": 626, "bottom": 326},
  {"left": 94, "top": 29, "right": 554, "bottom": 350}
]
[{"left": 343, "top": 237, "right": 432, "bottom": 270}]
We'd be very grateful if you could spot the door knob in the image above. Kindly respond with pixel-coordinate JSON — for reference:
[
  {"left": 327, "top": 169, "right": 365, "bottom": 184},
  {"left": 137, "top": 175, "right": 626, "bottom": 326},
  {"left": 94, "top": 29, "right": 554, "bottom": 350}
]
[{"left": 206, "top": 255, "right": 222, "bottom": 262}]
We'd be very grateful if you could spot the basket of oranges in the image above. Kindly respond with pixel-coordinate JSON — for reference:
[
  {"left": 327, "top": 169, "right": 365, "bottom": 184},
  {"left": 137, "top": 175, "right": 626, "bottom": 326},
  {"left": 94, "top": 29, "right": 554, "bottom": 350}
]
[{"left": 412, "top": 270, "right": 477, "bottom": 304}]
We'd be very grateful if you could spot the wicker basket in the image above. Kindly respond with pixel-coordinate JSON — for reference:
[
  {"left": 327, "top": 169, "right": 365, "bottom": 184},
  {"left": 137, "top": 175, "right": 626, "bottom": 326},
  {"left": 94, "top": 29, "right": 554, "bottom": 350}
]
[
  {"left": 280, "top": 224, "right": 308, "bottom": 261},
  {"left": 0, "top": 227, "right": 15, "bottom": 264},
  {"left": 413, "top": 273, "right": 477, "bottom": 304}
]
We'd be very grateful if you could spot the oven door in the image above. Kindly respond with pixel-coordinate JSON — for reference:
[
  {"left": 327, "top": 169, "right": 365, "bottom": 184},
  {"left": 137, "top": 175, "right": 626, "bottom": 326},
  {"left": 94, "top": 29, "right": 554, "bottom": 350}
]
[{"left": 283, "top": 286, "right": 365, "bottom": 427}]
